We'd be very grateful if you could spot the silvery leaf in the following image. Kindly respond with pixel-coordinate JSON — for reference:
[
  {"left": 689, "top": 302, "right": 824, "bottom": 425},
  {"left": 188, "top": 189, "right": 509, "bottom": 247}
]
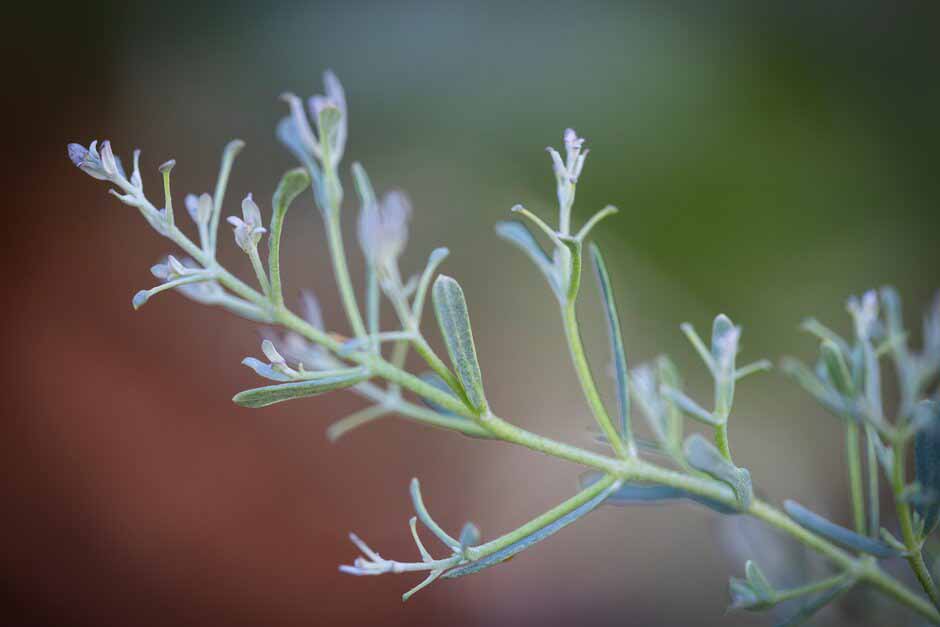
[
  {"left": 233, "top": 368, "right": 369, "bottom": 408},
  {"left": 432, "top": 275, "right": 487, "bottom": 412},
  {"left": 783, "top": 501, "right": 900, "bottom": 558}
]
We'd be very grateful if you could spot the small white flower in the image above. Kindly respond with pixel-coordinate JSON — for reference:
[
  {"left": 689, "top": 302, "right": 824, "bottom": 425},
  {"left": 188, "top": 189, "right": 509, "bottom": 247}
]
[
  {"left": 68, "top": 140, "right": 110, "bottom": 180},
  {"left": 227, "top": 193, "right": 267, "bottom": 252},
  {"left": 714, "top": 325, "right": 741, "bottom": 378},
  {"left": 357, "top": 190, "right": 412, "bottom": 273},
  {"left": 185, "top": 192, "right": 213, "bottom": 225},
  {"left": 848, "top": 290, "right": 879, "bottom": 340},
  {"left": 279, "top": 70, "right": 348, "bottom": 165}
]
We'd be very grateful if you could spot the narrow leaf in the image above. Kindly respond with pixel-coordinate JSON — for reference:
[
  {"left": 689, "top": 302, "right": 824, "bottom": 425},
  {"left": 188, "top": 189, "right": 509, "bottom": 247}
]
[
  {"left": 915, "top": 402, "right": 940, "bottom": 535},
  {"left": 583, "top": 472, "right": 738, "bottom": 515},
  {"left": 820, "top": 339, "right": 854, "bottom": 398},
  {"left": 783, "top": 501, "right": 901, "bottom": 558},
  {"left": 774, "top": 575, "right": 854, "bottom": 627},
  {"left": 495, "top": 221, "right": 561, "bottom": 296},
  {"left": 442, "top": 480, "right": 620, "bottom": 579},
  {"left": 432, "top": 275, "right": 487, "bottom": 412},
  {"left": 589, "top": 243, "right": 632, "bottom": 447},
  {"left": 684, "top": 434, "right": 753, "bottom": 509},
  {"left": 233, "top": 368, "right": 368, "bottom": 408}
]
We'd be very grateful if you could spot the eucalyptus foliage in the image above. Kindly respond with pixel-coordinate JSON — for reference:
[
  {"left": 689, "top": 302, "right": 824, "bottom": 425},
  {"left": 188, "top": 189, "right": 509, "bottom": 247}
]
[{"left": 69, "top": 71, "right": 940, "bottom": 624}]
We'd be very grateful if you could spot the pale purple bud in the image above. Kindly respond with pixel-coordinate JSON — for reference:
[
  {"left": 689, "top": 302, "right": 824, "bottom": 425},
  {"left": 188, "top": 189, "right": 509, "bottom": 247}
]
[
  {"left": 227, "top": 194, "right": 267, "bottom": 252},
  {"left": 130, "top": 149, "right": 142, "bottom": 190},
  {"left": 848, "top": 290, "right": 879, "bottom": 340},
  {"left": 261, "top": 339, "right": 286, "bottom": 366},
  {"left": 185, "top": 192, "right": 213, "bottom": 225},
  {"left": 357, "top": 190, "right": 412, "bottom": 271},
  {"left": 280, "top": 92, "right": 320, "bottom": 158},
  {"left": 68, "top": 141, "right": 109, "bottom": 180},
  {"left": 99, "top": 141, "right": 119, "bottom": 177}
]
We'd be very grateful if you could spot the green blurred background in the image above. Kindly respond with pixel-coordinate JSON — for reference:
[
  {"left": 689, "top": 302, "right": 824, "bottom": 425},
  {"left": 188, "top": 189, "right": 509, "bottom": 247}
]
[{"left": 5, "top": 1, "right": 939, "bottom": 625}]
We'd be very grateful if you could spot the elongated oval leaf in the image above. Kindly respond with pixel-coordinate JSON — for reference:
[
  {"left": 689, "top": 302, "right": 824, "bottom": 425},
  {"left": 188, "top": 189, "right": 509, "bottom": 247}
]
[
  {"left": 820, "top": 339, "right": 854, "bottom": 398},
  {"left": 589, "top": 243, "right": 631, "bottom": 445},
  {"left": 684, "top": 434, "right": 753, "bottom": 510},
  {"left": 783, "top": 500, "right": 900, "bottom": 558},
  {"left": 233, "top": 368, "right": 368, "bottom": 408},
  {"left": 432, "top": 275, "right": 487, "bottom": 412}
]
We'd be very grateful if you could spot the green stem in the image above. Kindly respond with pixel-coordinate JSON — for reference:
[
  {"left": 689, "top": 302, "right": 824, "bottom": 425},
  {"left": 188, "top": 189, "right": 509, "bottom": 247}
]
[
  {"left": 562, "top": 302, "right": 627, "bottom": 459},
  {"left": 715, "top": 422, "right": 733, "bottom": 462},
  {"left": 846, "top": 421, "right": 866, "bottom": 535},
  {"left": 893, "top": 438, "right": 940, "bottom": 611},
  {"left": 247, "top": 246, "right": 271, "bottom": 298},
  {"left": 325, "top": 211, "right": 368, "bottom": 340}
]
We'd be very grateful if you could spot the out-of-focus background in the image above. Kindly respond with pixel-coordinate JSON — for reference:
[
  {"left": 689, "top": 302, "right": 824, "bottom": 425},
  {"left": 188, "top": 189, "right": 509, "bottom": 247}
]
[{"left": 5, "top": 1, "right": 940, "bottom": 625}]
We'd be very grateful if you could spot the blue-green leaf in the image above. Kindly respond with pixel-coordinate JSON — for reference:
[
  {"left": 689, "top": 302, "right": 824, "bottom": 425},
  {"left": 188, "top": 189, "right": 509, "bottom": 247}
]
[
  {"left": 684, "top": 434, "right": 753, "bottom": 510},
  {"left": 442, "top": 479, "right": 620, "bottom": 579},
  {"left": 915, "top": 401, "right": 940, "bottom": 535},
  {"left": 820, "top": 339, "right": 854, "bottom": 398},
  {"left": 233, "top": 368, "right": 369, "bottom": 408},
  {"left": 774, "top": 575, "right": 855, "bottom": 627},
  {"left": 783, "top": 500, "right": 901, "bottom": 558},
  {"left": 583, "top": 472, "right": 738, "bottom": 515},
  {"left": 432, "top": 275, "right": 487, "bottom": 412},
  {"left": 495, "top": 221, "right": 561, "bottom": 296},
  {"left": 589, "top": 243, "right": 631, "bottom": 444}
]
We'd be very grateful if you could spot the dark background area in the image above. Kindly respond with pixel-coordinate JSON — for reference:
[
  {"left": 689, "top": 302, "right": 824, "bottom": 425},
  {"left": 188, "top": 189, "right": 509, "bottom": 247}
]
[{"left": 4, "top": 1, "right": 940, "bottom": 625}]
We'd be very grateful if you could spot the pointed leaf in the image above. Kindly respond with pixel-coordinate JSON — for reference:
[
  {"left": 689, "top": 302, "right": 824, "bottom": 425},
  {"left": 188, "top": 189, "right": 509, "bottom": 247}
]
[
  {"left": 774, "top": 575, "right": 854, "bottom": 627},
  {"left": 915, "top": 401, "right": 940, "bottom": 535},
  {"left": 820, "top": 339, "right": 854, "bottom": 398},
  {"left": 442, "top": 479, "right": 620, "bottom": 579},
  {"left": 589, "top": 243, "right": 631, "bottom": 444},
  {"left": 495, "top": 221, "right": 561, "bottom": 296},
  {"left": 583, "top": 472, "right": 738, "bottom": 515},
  {"left": 233, "top": 368, "right": 368, "bottom": 408},
  {"left": 432, "top": 275, "right": 487, "bottom": 412},
  {"left": 783, "top": 501, "right": 901, "bottom": 558},
  {"left": 684, "top": 434, "right": 753, "bottom": 509}
]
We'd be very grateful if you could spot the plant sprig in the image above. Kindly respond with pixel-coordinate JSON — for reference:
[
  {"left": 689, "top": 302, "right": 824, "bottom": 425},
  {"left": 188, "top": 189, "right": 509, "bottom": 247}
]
[{"left": 68, "top": 70, "right": 940, "bottom": 624}]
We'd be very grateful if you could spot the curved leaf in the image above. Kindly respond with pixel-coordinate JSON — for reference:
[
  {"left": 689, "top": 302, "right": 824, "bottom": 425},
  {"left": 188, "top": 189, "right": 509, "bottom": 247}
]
[{"left": 783, "top": 500, "right": 900, "bottom": 558}]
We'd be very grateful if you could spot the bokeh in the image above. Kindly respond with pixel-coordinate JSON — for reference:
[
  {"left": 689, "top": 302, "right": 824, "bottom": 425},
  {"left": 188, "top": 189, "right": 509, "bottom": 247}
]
[{"left": 5, "top": 1, "right": 940, "bottom": 625}]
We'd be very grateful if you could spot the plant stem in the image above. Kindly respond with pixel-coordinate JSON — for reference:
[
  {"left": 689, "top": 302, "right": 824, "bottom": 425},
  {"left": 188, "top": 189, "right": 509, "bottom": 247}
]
[
  {"left": 846, "top": 421, "right": 866, "bottom": 535},
  {"left": 324, "top": 211, "right": 368, "bottom": 340},
  {"left": 715, "top": 422, "right": 733, "bottom": 461},
  {"left": 562, "top": 302, "right": 627, "bottom": 459},
  {"left": 893, "top": 438, "right": 940, "bottom": 611}
]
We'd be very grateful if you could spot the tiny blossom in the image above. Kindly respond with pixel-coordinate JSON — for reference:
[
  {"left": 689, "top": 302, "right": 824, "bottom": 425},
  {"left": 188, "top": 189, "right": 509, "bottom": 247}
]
[
  {"left": 68, "top": 141, "right": 110, "bottom": 180},
  {"left": 714, "top": 325, "right": 741, "bottom": 377},
  {"left": 357, "top": 190, "right": 412, "bottom": 273},
  {"left": 848, "top": 290, "right": 879, "bottom": 340},
  {"left": 185, "top": 192, "right": 213, "bottom": 225},
  {"left": 227, "top": 193, "right": 267, "bottom": 252},
  {"left": 151, "top": 255, "right": 199, "bottom": 281},
  {"left": 280, "top": 70, "right": 348, "bottom": 164},
  {"left": 308, "top": 70, "right": 347, "bottom": 162}
]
